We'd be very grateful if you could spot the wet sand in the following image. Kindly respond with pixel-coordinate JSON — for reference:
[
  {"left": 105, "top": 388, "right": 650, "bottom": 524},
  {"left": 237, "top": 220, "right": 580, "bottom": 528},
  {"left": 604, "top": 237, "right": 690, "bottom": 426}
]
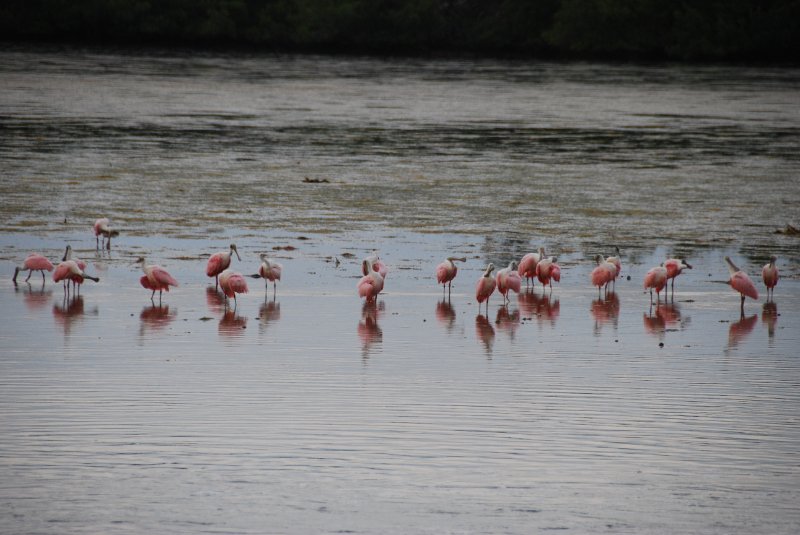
[{"left": 1, "top": 230, "right": 799, "bottom": 534}]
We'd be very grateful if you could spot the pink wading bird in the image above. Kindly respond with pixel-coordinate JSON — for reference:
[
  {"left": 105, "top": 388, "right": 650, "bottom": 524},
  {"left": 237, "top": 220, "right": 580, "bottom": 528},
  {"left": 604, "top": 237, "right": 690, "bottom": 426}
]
[
  {"left": 52, "top": 260, "right": 99, "bottom": 294},
  {"left": 136, "top": 257, "right": 178, "bottom": 303},
  {"left": 62, "top": 245, "right": 88, "bottom": 293},
  {"left": 435, "top": 256, "right": 466, "bottom": 295},
  {"left": 219, "top": 268, "right": 248, "bottom": 308},
  {"left": 664, "top": 257, "right": 692, "bottom": 295},
  {"left": 518, "top": 247, "right": 545, "bottom": 289},
  {"left": 206, "top": 244, "right": 241, "bottom": 290},
  {"left": 358, "top": 259, "right": 384, "bottom": 303},
  {"left": 496, "top": 261, "right": 521, "bottom": 304},
  {"left": 93, "top": 218, "right": 119, "bottom": 250},
  {"left": 643, "top": 265, "right": 668, "bottom": 304},
  {"left": 762, "top": 255, "right": 779, "bottom": 302},
  {"left": 362, "top": 253, "right": 388, "bottom": 279},
  {"left": 605, "top": 246, "right": 622, "bottom": 289},
  {"left": 12, "top": 253, "right": 54, "bottom": 283},
  {"left": 725, "top": 256, "right": 758, "bottom": 312},
  {"left": 257, "top": 254, "right": 283, "bottom": 298},
  {"left": 590, "top": 254, "right": 616, "bottom": 297},
  {"left": 475, "top": 263, "right": 496, "bottom": 313},
  {"left": 536, "top": 255, "right": 561, "bottom": 293}
]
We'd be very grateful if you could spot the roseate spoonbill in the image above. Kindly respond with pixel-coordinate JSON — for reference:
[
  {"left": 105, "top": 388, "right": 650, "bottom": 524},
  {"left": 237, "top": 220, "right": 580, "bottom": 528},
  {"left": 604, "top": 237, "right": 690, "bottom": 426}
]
[
  {"left": 358, "top": 259, "right": 384, "bottom": 303},
  {"left": 12, "top": 253, "right": 54, "bottom": 283},
  {"left": 664, "top": 258, "right": 692, "bottom": 295},
  {"left": 62, "top": 245, "right": 88, "bottom": 293},
  {"left": 135, "top": 257, "right": 178, "bottom": 303},
  {"left": 590, "top": 254, "right": 616, "bottom": 296},
  {"left": 762, "top": 255, "right": 779, "bottom": 301},
  {"left": 362, "top": 253, "right": 388, "bottom": 279},
  {"left": 207, "top": 244, "right": 240, "bottom": 290},
  {"left": 53, "top": 260, "right": 99, "bottom": 294},
  {"left": 605, "top": 246, "right": 622, "bottom": 289},
  {"left": 435, "top": 256, "right": 466, "bottom": 295},
  {"left": 496, "top": 261, "right": 521, "bottom": 304},
  {"left": 219, "top": 268, "right": 248, "bottom": 308},
  {"left": 93, "top": 218, "right": 119, "bottom": 249},
  {"left": 644, "top": 265, "right": 668, "bottom": 304},
  {"left": 725, "top": 256, "right": 758, "bottom": 312},
  {"left": 257, "top": 254, "right": 283, "bottom": 298},
  {"left": 519, "top": 247, "right": 545, "bottom": 288},
  {"left": 475, "top": 263, "right": 496, "bottom": 313},
  {"left": 536, "top": 256, "right": 561, "bottom": 292}
]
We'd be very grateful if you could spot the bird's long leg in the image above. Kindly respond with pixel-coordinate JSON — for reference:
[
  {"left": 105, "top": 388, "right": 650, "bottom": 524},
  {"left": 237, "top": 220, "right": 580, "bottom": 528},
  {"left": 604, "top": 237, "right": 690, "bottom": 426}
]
[
  {"left": 40, "top": 270, "right": 46, "bottom": 282},
  {"left": 23, "top": 269, "right": 32, "bottom": 282},
  {"left": 740, "top": 294, "right": 745, "bottom": 314},
  {"left": 151, "top": 290, "right": 155, "bottom": 302},
  {"left": 159, "top": 290, "right": 163, "bottom": 306},
  {"left": 273, "top": 281, "right": 277, "bottom": 299},
  {"left": 215, "top": 276, "right": 219, "bottom": 292}
]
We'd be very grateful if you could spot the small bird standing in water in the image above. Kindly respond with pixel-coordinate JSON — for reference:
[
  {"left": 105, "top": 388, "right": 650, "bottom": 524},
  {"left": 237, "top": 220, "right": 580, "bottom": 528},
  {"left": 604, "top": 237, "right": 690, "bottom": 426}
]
[
  {"left": 93, "top": 218, "right": 120, "bottom": 249},
  {"left": 436, "top": 256, "right": 466, "bottom": 295},
  {"left": 644, "top": 265, "right": 668, "bottom": 304},
  {"left": 536, "top": 256, "right": 561, "bottom": 293},
  {"left": 258, "top": 254, "right": 283, "bottom": 298},
  {"left": 219, "top": 268, "right": 248, "bottom": 308},
  {"left": 762, "top": 255, "right": 779, "bottom": 302},
  {"left": 664, "top": 258, "right": 692, "bottom": 296},
  {"left": 136, "top": 257, "right": 178, "bottom": 303},
  {"left": 358, "top": 259, "right": 384, "bottom": 303},
  {"left": 475, "top": 263, "right": 496, "bottom": 313},
  {"left": 496, "top": 261, "right": 521, "bottom": 304},
  {"left": 207, "top": 244, "right": 241, "bottom": 290},
  {"left": 591, "top": 254, "right": 616, "bottom": 296},
  {"left": 725, "top": 256, "right": 759, "bottom": 312},
  {"left": 12, "top": 253, "right": 54, "bottom": 284},
  {"left": 53, "top": 260, "right": 99, "bottom": 294}
]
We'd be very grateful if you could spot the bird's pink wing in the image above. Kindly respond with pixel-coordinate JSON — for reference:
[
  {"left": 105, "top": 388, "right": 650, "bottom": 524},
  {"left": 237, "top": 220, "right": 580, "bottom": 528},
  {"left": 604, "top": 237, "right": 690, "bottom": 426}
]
[
  {"left": 731, "top": 272, "right": 758, "bottom": 300},
  {"left": 435, "top": 263, "right": 450, "bottom": 284},
  {"left": 591, "top": 266, "right": 608, "bottom": 287},
  {"left": 358, "top": 275, "right": 376, "bottom": 298},
  {"left": 206, "top": 253, "right": 224, "bottom": 276},
  {"left": 151, "top": 267, "right": 178, "bottom": 288},
  {"left": 228, "top": 274, "right": 248, "bottom": 294},
  {"left": 26, "top": 254, "right": 54, "bottom": 271},
  {"left": 140, "top": 275, "right": 156, "bottom": 290},
  {"left": 52, "top": 263, "right": 70, "bottom": 282}
]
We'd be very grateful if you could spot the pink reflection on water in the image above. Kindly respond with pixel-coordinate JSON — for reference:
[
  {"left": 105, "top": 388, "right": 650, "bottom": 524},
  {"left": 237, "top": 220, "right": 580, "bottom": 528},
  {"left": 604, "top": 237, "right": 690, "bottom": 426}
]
[
  {"left": 591, "top": 291, "right": 620, "bottom": 335},
  {"left": 358, "top": 300, "right": 383, "bottom": 359},
  {"left": 475, "top": 314, "right": 495, "bottom": 357}
]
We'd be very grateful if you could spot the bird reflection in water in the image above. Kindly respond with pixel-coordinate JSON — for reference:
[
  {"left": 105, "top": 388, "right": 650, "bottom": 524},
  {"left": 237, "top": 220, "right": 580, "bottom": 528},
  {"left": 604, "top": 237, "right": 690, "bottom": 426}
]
[
  {"left": 139, "top": 305, "right": 176, "bottom": 339},
  {"left": 495, "top": 306, "right": 520, "bottom": 340},
  {"left": 219, "top": 309, "right": 247, "bottom": 337},
  {"left": 435, "top": 298, "right": 456, "bottom": 333},
  {"left": 726, "top": 313, "right": 758, "bottom": 352},
  {"left": 16, "top": 280, "right": 52, "bottom": 312},
  {"left": 518, "top": 291, "right": 560, "bottom": 328},
  {"left": 206, "top": 286, "right": 227, "bottom": 314},
  {"left": 590, "top": 291, "right": 620, "bottom": 336},
  {"left": 358, "top": 300, "right": 383, "bottom": 360},
  {"left": 761, "top": 302, "right": 778, "bottom": 346},
  {"left": 475, "top": 314, "right": 495, "bottom": 357},
  {"left": 643, "top": 302, "right": 688, "bottom": 340},
  {"left": 53, "top": 295, "right": 97, "bottom": 338},
  {"left": 258, "top": 298, "right": 281, "bottom": 333}
]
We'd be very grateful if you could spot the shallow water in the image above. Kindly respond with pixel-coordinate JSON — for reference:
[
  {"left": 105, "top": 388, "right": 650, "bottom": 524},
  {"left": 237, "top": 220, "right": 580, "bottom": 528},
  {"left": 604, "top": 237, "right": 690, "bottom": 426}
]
[{"left": 1, "top": 46, "right": 800, "bottom": 534}]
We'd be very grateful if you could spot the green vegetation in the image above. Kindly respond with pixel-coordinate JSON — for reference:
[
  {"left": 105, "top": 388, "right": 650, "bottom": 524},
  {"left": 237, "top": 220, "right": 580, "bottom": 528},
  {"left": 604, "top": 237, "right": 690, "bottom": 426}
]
[{"left": 2, "top": 0, "right": 798, "bottom": 61}]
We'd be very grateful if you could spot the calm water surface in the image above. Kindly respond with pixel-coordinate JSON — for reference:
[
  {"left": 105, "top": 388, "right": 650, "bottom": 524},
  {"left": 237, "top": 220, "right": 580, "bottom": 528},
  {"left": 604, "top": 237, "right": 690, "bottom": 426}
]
[{"left": 1, "top": 46, "right": 799, "bottom": 533}]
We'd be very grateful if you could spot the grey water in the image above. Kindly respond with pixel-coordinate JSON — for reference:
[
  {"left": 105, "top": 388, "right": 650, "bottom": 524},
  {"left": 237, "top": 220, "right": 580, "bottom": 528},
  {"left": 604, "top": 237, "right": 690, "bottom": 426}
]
[{"left": 1, "top": 45, "right": 799, "bottom": 534}]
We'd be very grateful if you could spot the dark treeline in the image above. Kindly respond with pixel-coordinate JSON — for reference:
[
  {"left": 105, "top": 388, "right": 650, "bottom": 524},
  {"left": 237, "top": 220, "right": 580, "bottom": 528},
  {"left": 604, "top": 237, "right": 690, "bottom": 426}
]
[{"left": 2, "top": 0, "right": 799, "bottom": 61}]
